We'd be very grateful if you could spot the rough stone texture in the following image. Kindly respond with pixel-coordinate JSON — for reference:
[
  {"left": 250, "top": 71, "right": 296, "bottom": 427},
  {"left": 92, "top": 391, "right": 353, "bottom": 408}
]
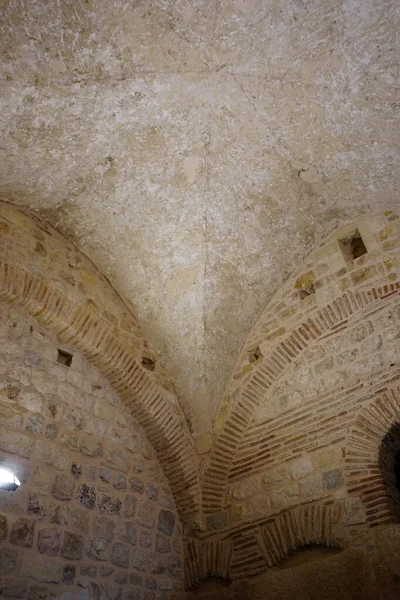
[
  {"left": 0, "top": 0, "right": 398, "bottom": 437},
  {"left": 37, "top": 527, "right": 62, "bottom": 556},
  {"left": 0, "top": 301, "right": 182, "bottom": 598},
  {"left": 9, "top": 517, "right": 35, "bottom": 548}
]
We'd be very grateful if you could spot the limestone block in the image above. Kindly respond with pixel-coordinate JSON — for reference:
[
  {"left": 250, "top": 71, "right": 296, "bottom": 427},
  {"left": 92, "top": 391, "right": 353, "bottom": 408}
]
[
  {"left": 137, "top": 501, "right": 155, "bottom": 529},
  {"left": 123, "top": 495, "right": 137, "bottom": 519},
  {"left": 62, "top": 531, "right": 84, "bottom": 560},
  {"left": 98, "top": 494, "right": 122, "bottom": 516},
  {"left": 9, "top": 517, "right": 35, "bottom": 547},
  {"left": 53, "top": 475, "right": 75, "bottom": 501},
  {"left": 138, "top": 530, "right": 151, "bottom": 548},
  {"left": 93, "top": 517, "right": 115, "bottom": 542},
  {"left": 205, "top": 512, "right": 226, "bottom": 532},
  {"left": 231, "top": 475, "right": 263, "bottom": 500},
  {"left": 311, "top": 445, "right": 342, "bottom": 470},
  {"left": 0, "top": 514, "right": 8, "bottom": 541},
  {"left": 20, "top": 556, "right": 61, "bottom": 583},
  {"left": 1, "top": 577, "right": 28, "bottom": 598},
  {"left": 113, "top": 473, "right": 126, "bottom": 492},
  {"left": 323, "top": 469, "right": 344, "bottom": 491},
  {"left": 37, "top": 527, "right": 62, "bottom": 556},
  {"left": 77, "top": 485, "right": 96, "bottom": 510},
  {"left": 35, "top": 440, "right": 70, "bottom": 470},
  {"left": 102, "top": 581, "right": 122, "bottom": 600},
  {"left": 290, "top": 456, "right": 313, "bottom": 480},
  {"left": 343, "top": 498, "right": 367, "bottom": 526},
  {"left": 111, "top": 543, "right": 129, "bottom": 569},
  {"left": 0, "top": 548, "right": 18, "bottom": 575},
  {"left": 106, "top": 449, "right": 129, "bottom": 472},
  {"left": 0, "top": 427, "right": 34, "bottom": 458},
  {"left": 129, "top": 478, "right": 145, "bottom": 494},
  {"left": 62, "top": 564, "right": 76, "bottom": 584},
  {"left": 86, "top": 537, "right": 109, "bottom": 562},
  {"left": 270, "top": 484, "right": 300, "bottom": 511},
  {"left": 80, "top": 437, "right": 104, "bottom": 458},
  {"left": 300, "top": 474, "right": 325, "bottom": 499},
  {"left": 263, "top": 465, "right": 291, "bottom": 489},
  {"left": 167, "top": 556, "right": 182, "bottom": 577},
  {"left": 155, "top": 534, "right": 170, "bottom": 554}
]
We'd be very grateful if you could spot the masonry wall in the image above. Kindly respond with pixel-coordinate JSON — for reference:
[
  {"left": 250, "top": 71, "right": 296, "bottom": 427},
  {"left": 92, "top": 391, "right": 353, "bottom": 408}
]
[{"left": 0, "top": 301, "right": 184, "bottom": 600}]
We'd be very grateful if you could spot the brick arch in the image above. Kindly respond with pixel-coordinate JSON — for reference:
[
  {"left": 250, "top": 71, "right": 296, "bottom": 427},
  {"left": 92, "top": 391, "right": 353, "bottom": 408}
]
[
  {"left": 203, "top": 210, "right": 400, "bottom": 522},
  {"left": 0, "top": 202, "right": 200, "bottom": 520},
  {"left": 185, "top": 500, "right": 342, "bottom": 586},
  {"left": 344, "top": 385, "right": 400, "bottom": 526}
]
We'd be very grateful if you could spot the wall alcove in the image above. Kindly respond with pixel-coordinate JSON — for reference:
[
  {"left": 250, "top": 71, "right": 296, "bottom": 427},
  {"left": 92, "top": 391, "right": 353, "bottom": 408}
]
[{"left": 379, "top": 421, "right": 400, "bottom": 523}]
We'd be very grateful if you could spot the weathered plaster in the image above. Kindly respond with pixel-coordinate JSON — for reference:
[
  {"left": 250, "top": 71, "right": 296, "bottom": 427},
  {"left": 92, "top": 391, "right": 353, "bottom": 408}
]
[{"left": 0, "top": 0, "right": 398, "bottom": 434}]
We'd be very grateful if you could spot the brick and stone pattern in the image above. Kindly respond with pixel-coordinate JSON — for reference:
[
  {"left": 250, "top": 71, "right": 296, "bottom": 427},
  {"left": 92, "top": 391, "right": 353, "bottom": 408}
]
[
  {"left": 0, "top": 203, "right": 201, "bottom": 520},
  {"left": 0, "top": 301, "right": 184, "bottom": 599}
]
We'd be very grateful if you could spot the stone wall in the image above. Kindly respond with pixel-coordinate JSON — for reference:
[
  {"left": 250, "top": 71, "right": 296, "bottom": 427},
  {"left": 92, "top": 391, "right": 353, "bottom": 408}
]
[
  {"left": 187, "top": 211, "right": 400, "bottom": 596},
  {"left": 0, "top": 301, "right": 183, "bottom": 600}
]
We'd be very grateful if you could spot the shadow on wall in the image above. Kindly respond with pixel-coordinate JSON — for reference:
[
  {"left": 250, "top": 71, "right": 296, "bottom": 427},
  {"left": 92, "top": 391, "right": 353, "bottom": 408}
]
[{"left": 379, "top": 421, "right": 400, "bottom": 523}]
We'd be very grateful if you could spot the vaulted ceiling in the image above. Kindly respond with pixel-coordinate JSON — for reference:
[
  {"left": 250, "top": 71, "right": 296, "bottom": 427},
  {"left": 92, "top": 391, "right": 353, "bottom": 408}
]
[{"left": 0, "top": 0, "right": 398, "bottom": 435}]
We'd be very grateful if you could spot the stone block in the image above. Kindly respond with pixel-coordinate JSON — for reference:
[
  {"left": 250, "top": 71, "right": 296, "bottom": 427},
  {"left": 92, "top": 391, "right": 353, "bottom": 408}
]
[
  {"left": 263, "top": 465, "right": 291, "bottom": 489},
  {"left": 38, "top": 527, "right": 62, "bottom": 556},
  {"left": 70, "top": 509, "right": 90, "bottom": 534},
  {"left": 100, "top": 468, "right": 112, "bottom": 484},
  {"left": 231, "top": 475, "right": 263, "bottom": 500},
  {"left": 45, "top": 424, "right": 58, "bottom": 440},
  {"left": 62, "top": 564, "right": 76, "bottom": 584},
  {"left": 80, "top": 437, "right": 103, "bottom": 458},
  {"left": 61, "top": 433, "right": 79, "bottom": 451},
  {"left": 49, "top": 505, "right": 70, "bottom": 527},
  {"left": 137, "top": 501, "right": 155, "bottom": 529},
  {"left": 290, "top": 456, "right": 313, "bottom": 480},
  {"left": 28, "top": 492, "right": 47, "bottom": 518},
  {"left": 130, "top": 574, "right": 142, "bottom": 586},
  {"left": 27, "top": 586, "right": 49, "bottom": 600},
  {"left": 270, "top": 484, "right": 300, "bottom": 510},
  {"left": 25, "top": 415, "right": 44, "bottom": 435},
  {"left": 77, "top": 485, "right": 96, "bottom": 510},
  {"left": 129, "top": 478, "right": 145, "bottom": 495},
  {"left": 10, "top": 517, "right": 35, "bottom": 547},
  {"left": 0, "top": 427, "right": 34, "bottom": 458},
  {"left": 106, "top": 450, "right": 128, "bottom": 472},
  {"left": 99, "top": 494, "right": 121, "bottom": 516},
  {"left": 0, "top": 514, "right": 8, "bottom": 541},
  {"left": 301, "top": 474, "right": 324, "bottom": 499},
  {"left": 111, "top": 543, "right": 129, "bottom": 569},
  {"left": 71, "top": 463, "right": 83, "bottom": 479},
  {"left": 102, "top": 581, "right": 122, "bottom": 600},
  {"left": 155, "top": 534, "right": 169, "bottom": 554},
  {"left": 0, "top": 547, "right": 18, "bottom": 575},
  {"left": 158, "top": 578, "right": 172, "bottom": 591},
  {"left": 113, "top": 473, "right": 126, "bottom": 492},
  {"left": 18, "top": 392, "right": 43, "bottom": 414},
  {"left": 139, "top": 530, "right": 151, "bottom": 548},
  {"left": 167, "top": 556, "right": 182, "bottom": 576},
  {"left": 205, "top": 512, "right": 225, "bottom": 532},
  {"left": 100, "top": 565, "right": 114, "bottom": 578},
  {"left": 53, "top": 475, "right": 75, "bottom": 501},
  {"left": 35, "top": 440, "right": 70, "bottom": 470},
  {"left": 343, "top": 498, "right": 367, "bottom": 526},
  {"left": 119, "top": 522, "right": 137, "bottom": 546},
  {"left": 20, "top": 556, "right": 61, "bottom": 583},
  {"left": 93, "top": 517, "right": 115, "bottom": 541},
  {"left": 86, "top": 537, "right": 109, "bottom": 562},
  {"left": 131, "top": 548, "right": 147, "bottom": 571},
  {"left": 145, "top": 578, "right": 156, "bottom": 589},
  {"left": 123, "top": 495, "right": 137, "bottom": 518},
  {"left": 61, "top": 531, "right": 84, "bottom": 560},
  {"left": 323, "top": 468, "right": 344, "bottom": 491},
  {"left": 2, "top": 577, "right": 28, "bottom": 597},
  {"left": 81, "top": 564, "right": 97, "bottom": 578}
]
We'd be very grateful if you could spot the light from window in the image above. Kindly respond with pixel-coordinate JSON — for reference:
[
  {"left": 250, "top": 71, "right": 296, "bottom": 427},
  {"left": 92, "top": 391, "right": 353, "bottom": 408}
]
[{"left": 0, "top": 468, "right": 21, "bottom": 491}]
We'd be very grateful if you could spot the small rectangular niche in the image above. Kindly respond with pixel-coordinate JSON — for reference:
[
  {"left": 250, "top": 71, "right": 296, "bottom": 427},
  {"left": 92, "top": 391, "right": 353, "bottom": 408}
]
[
  {"left": 338, "top": 229, "right": 367, "bottom": 262},
  {"left": 57, "top": 349, "right": 73, "bottom": 367}
]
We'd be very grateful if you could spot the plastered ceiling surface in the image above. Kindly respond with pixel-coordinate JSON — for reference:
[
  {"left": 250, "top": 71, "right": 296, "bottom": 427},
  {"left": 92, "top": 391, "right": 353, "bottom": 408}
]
[{"left": 0, "top": 0, "right": 398, "bottom": 435}]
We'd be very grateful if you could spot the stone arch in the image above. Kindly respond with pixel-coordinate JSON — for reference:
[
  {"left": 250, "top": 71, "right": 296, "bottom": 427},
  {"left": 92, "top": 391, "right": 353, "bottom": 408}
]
[
  {"left": 203, "top": 210, "right": 400, "bottom": 526},
  {"left": 0, "top": 202, "right": 200, "bottom": 520},
  {"left": 345, "top": 385, "right": 400, "bottom": 526},
  {"left": 259, "top": 501, "right": 342, "bottom": 568}
]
